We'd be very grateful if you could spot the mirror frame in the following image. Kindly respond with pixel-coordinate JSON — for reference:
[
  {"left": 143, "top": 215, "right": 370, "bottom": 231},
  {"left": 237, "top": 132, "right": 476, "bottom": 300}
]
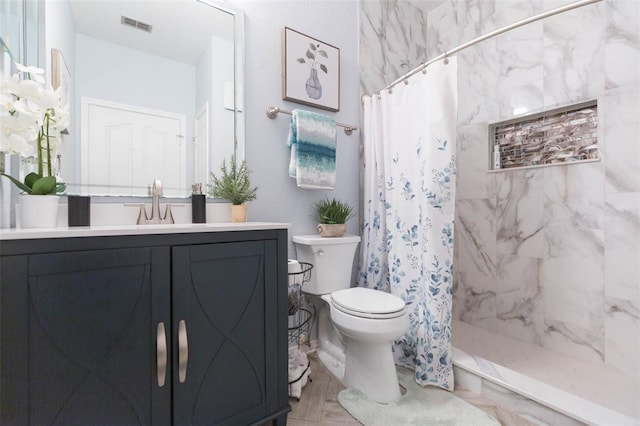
[
  {"left": 201, "top": 0, "right": 245, "bottom": 165},
  {"left": 207, "top": 0, "right": 246, "bottom": 166},
  {"left": 47, "top": 0, "right": 245, "bottom": 198}
]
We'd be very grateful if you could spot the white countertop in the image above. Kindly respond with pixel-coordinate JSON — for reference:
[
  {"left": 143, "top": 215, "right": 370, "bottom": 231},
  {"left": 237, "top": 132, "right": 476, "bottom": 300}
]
[{"left": 0, "top": 222, "right": 290, "bottom": 241}]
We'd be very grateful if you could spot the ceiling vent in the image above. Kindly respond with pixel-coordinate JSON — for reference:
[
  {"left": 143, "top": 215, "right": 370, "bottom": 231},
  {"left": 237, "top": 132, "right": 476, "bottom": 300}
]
[{"left": 121, "top": 16, "right": 152, "bottom": 33}]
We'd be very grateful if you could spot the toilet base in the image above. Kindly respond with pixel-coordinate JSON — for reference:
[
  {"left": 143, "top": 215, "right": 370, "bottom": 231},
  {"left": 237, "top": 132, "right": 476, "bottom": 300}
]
[
  {"left": 311, "top": 293, "right": 406, "bottom": 404},
  {"left": 317, "top": 345, "right": 345, "bottom": 384},
  {"left": 343, "top": 338, "right": 402, "bottom": 404}
]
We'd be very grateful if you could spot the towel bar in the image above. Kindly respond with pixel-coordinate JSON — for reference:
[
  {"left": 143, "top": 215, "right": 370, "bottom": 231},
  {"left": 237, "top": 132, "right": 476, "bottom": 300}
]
[{"left": 266, "top": 106, "right": 357, "bottom": 136}]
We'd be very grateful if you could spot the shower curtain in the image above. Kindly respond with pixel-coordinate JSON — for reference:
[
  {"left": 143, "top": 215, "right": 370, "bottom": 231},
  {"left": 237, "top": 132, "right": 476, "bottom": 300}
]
[{"left": 359, "top": 58, "right": 458, "bottom": 390}]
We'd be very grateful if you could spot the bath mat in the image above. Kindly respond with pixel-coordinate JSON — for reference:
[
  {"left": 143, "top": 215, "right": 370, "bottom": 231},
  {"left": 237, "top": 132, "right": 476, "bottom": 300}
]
[{"left": 337, "top": 366, "right": 500, "bottom": 426}]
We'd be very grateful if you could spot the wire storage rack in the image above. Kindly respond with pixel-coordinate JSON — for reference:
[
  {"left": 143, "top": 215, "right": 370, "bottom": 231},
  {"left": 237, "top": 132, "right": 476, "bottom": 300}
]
[
  {"left": 288, "top": 262, "right": 313, "bottom": 346},
  {"left": 287, "top": 261, "right": 314, "bottom": 399}
]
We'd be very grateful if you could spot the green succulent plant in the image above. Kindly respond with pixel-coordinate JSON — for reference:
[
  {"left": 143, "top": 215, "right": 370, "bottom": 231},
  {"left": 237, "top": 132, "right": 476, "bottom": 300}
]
[
  {"left": 208, "top": 156, "right": 257, "bottom": 205},
  {"left": 313, "top": 197, "right": 354, "bottom": 224}
]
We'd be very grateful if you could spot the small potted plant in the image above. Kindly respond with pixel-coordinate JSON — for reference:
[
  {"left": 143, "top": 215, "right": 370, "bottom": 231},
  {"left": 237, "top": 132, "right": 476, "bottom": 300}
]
[
  {"left": 313, "top": 197, "right": 354, "bottom": 237},
  {"left": 208, "top": 155, "right": 258, "bottom": 222}
]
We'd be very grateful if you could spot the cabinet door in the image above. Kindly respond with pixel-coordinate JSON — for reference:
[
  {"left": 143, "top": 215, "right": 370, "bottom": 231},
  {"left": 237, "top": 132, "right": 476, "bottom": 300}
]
[
  {"left": 0, "top": 247, "right": 170, "bottom": 426},
  {"left": 172, "top": 240, "right": 278, "bottom": 425}
]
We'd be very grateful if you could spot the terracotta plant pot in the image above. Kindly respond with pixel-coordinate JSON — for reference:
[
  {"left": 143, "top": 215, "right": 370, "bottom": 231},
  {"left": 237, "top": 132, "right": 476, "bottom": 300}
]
[
  {"left": 317, "top": 223, "right": 346, "bottom": 237},
  {"left": 231, "top": 204, "right": 248, "bottom": 222}
]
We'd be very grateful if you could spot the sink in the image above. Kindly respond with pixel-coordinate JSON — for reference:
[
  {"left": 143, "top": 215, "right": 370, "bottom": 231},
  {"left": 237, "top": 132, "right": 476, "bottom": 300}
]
[{"left": 60, "top": 201, "right": 233, "bottom": 227}]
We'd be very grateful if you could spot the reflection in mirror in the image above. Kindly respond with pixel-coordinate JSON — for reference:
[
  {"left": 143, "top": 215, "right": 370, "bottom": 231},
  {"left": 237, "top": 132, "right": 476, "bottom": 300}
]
[{"left": 45, "top": 0, "right": 244, "bottom": 197}]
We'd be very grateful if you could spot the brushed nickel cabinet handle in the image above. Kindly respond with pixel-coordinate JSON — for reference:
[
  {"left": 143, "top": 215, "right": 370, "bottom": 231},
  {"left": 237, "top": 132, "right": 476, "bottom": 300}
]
[
  {"left": 178, "top": 320, "right": 188, "bottom": 383},
  {"left": 156, "top": 322, "right": 167, "bottom": 387}
]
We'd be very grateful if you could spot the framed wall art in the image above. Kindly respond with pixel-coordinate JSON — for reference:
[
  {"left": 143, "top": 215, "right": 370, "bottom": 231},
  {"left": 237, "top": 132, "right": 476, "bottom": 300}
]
[{"left": 282, "top": 27, "right": 340, "bottom": 112}]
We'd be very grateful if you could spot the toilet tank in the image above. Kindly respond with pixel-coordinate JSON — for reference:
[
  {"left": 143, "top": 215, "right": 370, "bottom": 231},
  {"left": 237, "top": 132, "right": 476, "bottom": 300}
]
[{"left": 292, "top": 234, "right": 361, "bottom": 295}]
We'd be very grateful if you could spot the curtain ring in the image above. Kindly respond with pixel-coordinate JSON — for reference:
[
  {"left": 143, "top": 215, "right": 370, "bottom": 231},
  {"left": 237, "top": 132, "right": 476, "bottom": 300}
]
[
  {"left": 421, "top": 67, "right": 427, "bottom": 74},
  {"left": 403, "top": 79, "right": 409, "bottom": 85},
  {"left": 443, "top": 53, "right": 449, "bottom": 65}
]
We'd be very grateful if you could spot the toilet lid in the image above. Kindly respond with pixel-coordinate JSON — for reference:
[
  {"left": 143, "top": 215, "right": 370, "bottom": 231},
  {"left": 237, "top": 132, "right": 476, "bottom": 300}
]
[{"left": 330, "top": 287, "right": 406, "bottom": 319}]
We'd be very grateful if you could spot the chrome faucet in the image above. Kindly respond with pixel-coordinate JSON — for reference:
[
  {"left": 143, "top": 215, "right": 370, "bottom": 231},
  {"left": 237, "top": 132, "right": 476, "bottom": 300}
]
[
  {"left": 126, "top": 179, "right": 175, "bottom": 225},
  {"left": 150, "top": 179, "right": 164, "bottom": 223}
]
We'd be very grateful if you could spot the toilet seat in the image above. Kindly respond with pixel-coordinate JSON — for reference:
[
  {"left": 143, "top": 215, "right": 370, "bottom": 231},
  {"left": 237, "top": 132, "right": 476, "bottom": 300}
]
[{"left": 330, "top": 287, "right": 406, "bottom": 319}]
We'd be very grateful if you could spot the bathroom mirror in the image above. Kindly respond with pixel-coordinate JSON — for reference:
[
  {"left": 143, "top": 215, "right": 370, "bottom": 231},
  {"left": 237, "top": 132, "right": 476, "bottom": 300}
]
[{"left": 45, "top": 0, "right": 244, "bottom": 197}]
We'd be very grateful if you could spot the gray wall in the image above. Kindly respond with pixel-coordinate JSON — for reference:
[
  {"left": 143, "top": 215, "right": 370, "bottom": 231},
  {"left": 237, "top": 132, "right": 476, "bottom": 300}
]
[{"left": 238, "top": 1, "right": 361, "bottom": 259}]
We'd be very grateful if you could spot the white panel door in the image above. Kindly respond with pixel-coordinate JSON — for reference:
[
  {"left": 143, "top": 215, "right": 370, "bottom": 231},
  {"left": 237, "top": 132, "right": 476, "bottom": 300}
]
[
  {"left": 194, "top": 102, "right": 210, "bottom": 188},
  {"left": 81, "top": 97, "right": 187, "bottom": 196}
]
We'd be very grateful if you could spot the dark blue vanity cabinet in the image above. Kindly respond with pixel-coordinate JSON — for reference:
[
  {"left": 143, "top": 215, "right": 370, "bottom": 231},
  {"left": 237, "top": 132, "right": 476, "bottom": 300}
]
[{"left": 0, "top": 228, "right": 290, "bottom": 425}]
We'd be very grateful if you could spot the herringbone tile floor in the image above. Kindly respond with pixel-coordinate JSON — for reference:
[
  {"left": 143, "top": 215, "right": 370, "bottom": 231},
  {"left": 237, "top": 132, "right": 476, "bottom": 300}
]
[{"left": 286, "top": 352, "right": 536, "bottom": 426}]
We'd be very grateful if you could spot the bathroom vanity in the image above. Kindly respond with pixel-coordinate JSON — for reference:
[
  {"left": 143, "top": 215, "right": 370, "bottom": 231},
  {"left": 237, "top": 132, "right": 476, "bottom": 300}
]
[{"left": 0, "top": 223, "right": 290, "bottom": 425}]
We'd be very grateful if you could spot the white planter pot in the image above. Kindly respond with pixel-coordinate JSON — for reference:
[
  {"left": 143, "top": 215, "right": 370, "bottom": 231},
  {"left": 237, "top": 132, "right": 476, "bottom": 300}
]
[{"left": 19, "top": 194, "right": 60, "bottom": 228}]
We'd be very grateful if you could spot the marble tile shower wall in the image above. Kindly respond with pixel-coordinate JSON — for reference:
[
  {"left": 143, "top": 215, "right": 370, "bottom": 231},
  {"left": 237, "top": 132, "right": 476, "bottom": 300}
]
[
  {"left": 359, "top": 1, "right": 431, "bottom": 95},
  {"left": 426, "top": 0, "right": 639, "bottom": 376},
  {"left": 359, "top": 0, "right": 639, "bottom": 377}
]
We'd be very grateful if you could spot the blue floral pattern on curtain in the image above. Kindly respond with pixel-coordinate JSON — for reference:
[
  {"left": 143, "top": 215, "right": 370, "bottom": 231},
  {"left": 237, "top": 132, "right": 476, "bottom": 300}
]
[{"left": 359, "top": 58, "right": 458, "bottom": 390}]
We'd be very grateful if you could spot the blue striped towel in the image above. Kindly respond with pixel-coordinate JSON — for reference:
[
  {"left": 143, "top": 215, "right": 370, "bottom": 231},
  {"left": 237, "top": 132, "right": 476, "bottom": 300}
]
[{"left": 287, "top": 109, "right": 337, "bottom": 190}]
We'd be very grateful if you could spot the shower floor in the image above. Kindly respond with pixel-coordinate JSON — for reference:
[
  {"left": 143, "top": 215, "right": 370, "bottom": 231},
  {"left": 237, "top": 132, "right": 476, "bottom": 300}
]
[{"left": 451, "top": 320, "right": 639, "bottom": 423}]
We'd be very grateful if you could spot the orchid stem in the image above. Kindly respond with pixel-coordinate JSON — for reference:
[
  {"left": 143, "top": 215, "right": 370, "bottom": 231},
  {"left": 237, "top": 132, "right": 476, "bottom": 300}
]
[
  {"left": 37, "top": 127, "right": 43, "bottom": 176},
  {"left": 45, "top": 112, "right": 52, "bottom": 176}
]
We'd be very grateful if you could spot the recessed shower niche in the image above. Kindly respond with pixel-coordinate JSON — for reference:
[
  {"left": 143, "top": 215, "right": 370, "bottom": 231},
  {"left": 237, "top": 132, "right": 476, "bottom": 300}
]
[{"left": 489, "top": 100, "right": 599, "bottom": 171}]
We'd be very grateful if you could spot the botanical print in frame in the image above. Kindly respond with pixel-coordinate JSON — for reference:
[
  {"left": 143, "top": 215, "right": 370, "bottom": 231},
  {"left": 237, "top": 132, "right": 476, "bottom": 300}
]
[
  {"left": 282, "top": 27, "right": 340, "bottom": 112},
  {"left": 51, "top": 48, "right": 71, "bottom": 134}
]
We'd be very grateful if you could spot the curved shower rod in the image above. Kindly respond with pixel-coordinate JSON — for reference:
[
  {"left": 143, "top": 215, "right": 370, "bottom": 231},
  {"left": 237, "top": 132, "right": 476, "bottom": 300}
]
[{"left": 366, "top": 0, "right": 603, "bottom": 98}]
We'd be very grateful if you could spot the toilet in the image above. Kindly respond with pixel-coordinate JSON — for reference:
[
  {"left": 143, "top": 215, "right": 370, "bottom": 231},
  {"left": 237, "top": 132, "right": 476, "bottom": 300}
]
[{"left": 293, "top": 234, "right": 408, "bottom": 404}]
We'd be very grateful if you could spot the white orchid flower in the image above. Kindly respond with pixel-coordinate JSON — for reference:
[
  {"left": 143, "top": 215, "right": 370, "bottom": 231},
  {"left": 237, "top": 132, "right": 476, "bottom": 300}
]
[
  {"left": 0, "top": 134, "right": 35, "bottom": 156},
  {"left": 0, "top": 74, "right": 21, "bottom": 95},
  {"left": 11, "top": 99, "right": 41, "bottom": 126},
  {"left": 16, "top": 79, "right": 42, "bottom": 101},
  {"left": 14, "top": 64, "right": 46, "bottom": 84},
  {"left": 4, "top": 106, "right": 32, "bottom": 127},
  {"left": 39, "top": 87, "right": 60, "bottom": 110},
  {"left": 49, "top": 114, "right": 70, "bottom": 134},
  {"left": 53, "top": 102, "right": 70, "bottom": 125},
  {"left": 15, "top": 63, "right": 44, "bottom": 75},
  {"left": 0, "top": 98, "right": 15, "bottom": 114}
]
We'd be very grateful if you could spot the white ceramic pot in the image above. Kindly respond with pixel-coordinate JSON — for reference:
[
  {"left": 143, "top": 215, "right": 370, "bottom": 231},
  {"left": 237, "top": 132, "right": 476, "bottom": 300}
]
[{"left": 19, "top": 194, "right": 60, "bottom": 228}]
